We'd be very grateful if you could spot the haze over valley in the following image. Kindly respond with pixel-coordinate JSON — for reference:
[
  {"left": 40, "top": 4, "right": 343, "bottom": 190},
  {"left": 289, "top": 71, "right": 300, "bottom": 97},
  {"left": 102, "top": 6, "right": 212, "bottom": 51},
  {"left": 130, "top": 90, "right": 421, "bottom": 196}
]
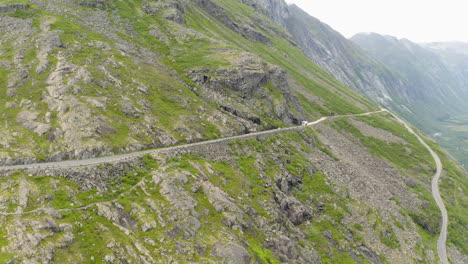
[{"left": 0, "top": 1, "right": 466, "bottom": 264}]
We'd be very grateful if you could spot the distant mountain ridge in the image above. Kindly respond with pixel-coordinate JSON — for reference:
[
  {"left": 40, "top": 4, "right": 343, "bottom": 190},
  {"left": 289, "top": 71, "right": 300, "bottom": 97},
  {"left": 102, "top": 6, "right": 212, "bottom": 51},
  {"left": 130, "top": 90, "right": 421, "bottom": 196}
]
[
  {"left": 241, "top": 0, "right": 468, "bottom": 167},
  {"left": 0, "top": 1, "right": 466, "bottom": 263},
  {"left": 351, "top": 33, "right": 468, "bottom": 113},
  {"left": 351, "top": 33, "right": 468, "bottom": 166},
  {"left": 241, "top": 1, "right": 399, "bottom": 106},
  {"left": 422, "top": 41, "right": 468, "bottom": 83}
]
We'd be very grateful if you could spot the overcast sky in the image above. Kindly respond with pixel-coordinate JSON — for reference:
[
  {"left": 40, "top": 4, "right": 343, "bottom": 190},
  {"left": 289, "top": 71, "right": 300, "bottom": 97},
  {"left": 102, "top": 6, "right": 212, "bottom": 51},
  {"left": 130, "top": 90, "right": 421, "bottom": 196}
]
[{"left": 285, "top": 0, "right": 467, "bottom": 43}]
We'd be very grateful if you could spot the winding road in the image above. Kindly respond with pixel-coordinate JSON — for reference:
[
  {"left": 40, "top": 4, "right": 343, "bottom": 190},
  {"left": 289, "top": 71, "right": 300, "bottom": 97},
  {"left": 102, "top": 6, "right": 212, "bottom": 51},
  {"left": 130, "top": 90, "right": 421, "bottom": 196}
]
[
  {"left": 0, "top": 109, "right": 449, "bottom": 263},
  {"left": 387, "top": 110, "right": 448, "bottom": 264},
  {"left": 0, "top": 110, "right": 385, "bottom": 172}
]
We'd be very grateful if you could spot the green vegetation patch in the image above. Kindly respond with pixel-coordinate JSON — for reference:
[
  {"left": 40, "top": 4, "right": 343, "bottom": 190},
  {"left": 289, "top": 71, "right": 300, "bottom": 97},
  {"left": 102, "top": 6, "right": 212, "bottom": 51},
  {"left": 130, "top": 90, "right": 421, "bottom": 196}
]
[
  {"left": 246, "top": 232, "right": 281, "bottom": 264},
  {"left": 427, "top": 141, "right": 468, "bottom": 254},
  {"left": 333, "top": 115, "right": 434, "bottom": 173}
]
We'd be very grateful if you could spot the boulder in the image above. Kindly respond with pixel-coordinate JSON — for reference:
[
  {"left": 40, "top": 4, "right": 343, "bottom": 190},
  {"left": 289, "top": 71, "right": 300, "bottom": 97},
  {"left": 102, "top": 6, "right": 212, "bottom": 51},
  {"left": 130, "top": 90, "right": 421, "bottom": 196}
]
[
  {"left": 211, "top": 242, "right": 251, "bottom": 264},
  {"left": 275, "top": 193, "right": 311, "bottom": 225}
]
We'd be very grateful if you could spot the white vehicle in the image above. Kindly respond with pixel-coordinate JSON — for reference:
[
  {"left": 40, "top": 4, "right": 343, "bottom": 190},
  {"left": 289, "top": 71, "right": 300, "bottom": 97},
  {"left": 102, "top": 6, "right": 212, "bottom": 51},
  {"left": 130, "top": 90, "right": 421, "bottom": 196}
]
[{"left": 301, "top": 121, "right": 308, "bottom": 126}]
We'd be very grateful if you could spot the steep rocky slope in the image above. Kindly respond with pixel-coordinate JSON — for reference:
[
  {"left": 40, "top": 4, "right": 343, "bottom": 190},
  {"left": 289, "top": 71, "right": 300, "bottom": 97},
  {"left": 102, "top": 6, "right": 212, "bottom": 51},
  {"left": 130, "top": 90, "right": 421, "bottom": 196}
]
[
  {"left": 0, "top": 0, "right": 374, "bottom": 166},
  {"left": 238, "top": 1, "right": 403, "bottom": 107},
  {"left": 0, "top": 0, "right": 467, "bottom": 263},
  {"left": 1, "top": 111, "right": 463, "bottom": 263}
]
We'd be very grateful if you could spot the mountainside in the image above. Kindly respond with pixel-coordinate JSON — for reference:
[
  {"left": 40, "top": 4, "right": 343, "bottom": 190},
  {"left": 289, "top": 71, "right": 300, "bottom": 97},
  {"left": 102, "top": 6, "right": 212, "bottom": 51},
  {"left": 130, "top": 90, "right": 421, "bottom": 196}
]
[
  {"left": 0, "top": 0, "right": 376, "bottom": 166},
  {"left": 281, "top": 5, "right": 401, "bottom": 105},
  {"left": 422, "top": 41, "right": 468, "bottom": 93},
  {"left": 0, "top": 0, "right": 466, "bottom": 264},
  {"left": 241, "top": 0, "right": 467, "bottom": 168},
  {"left": 236, "top": 2, "right": 404, "bottom": 108},
  {"left": 351, "top": 34, "right": 468, "bottom": 112},
  {"left": 351, "top": 34, "right": 468, "bottom": 167}
]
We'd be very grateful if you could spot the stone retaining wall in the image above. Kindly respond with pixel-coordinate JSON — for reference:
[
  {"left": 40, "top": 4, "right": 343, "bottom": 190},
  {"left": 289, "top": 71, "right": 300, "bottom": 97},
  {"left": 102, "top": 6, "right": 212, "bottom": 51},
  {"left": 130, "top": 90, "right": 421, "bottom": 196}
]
[{"left": 0, "top": 126, "right": 306, "bottom": 188}]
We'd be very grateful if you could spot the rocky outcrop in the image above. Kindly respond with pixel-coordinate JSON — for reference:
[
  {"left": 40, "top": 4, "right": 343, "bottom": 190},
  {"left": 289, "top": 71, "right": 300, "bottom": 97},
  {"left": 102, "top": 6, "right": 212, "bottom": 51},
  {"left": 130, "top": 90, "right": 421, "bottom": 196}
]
[
  {"left": 238, "top": 0, "right": 290, "bottom": 26},
  {"left": 97, "top": 203, "right": 138, "bottom": 229},
  {"left": 211, "top": 242, "right": 251, "bottom": 264},
  {"left": 5, "top": 217, "right": 74, "bottom": 263},
  {"left": 0, "top": 13, "right": 33, "bottom": 33},
  {"left": 190, "top": 60, "right": 268, "bottom": 94},
  {"left": 142, "top": 0, "right": 187, "bottom": 24},
  {"left": 20, "top": 159, "right": 143, "bottom": 191},
  {"left": 77, "top": 0, "right": 109, "bottom": 9},
  {"left": 17, "top": 111, "right": 51, "bottom": 136},
  {"left": 35, "top": 20, "right": 63, "bottom": 75},
  {"left": 265, "top": 235, "right": 300, "bottom": 261},
  {"left": 0, "top": 3, "right": 28, "bottom": 13},
  {"left": 275, "top": 193, "right": 311, "bottom": 225},
  {"left": 156, "top": 171, "right": 198, "bottom": 211},
  {"left": 188, "top": 52, "right": 302, "bottom": 126},
  {"left": 195, "top": 0, "right": 271, "bottom": 44}
]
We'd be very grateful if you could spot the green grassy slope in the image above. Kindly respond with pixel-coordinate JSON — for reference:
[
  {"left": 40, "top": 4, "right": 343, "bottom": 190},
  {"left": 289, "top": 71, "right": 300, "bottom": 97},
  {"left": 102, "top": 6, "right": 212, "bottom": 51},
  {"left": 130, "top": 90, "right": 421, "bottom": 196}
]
[
  {"left": 0, "top": 0, "right": 378, "bottom": 163},
  {"left": 0, "top": 113, "right": 460, "bottom": 263},
  {"left": 0, "top": 0, "right": 466, "bottom": 263}
]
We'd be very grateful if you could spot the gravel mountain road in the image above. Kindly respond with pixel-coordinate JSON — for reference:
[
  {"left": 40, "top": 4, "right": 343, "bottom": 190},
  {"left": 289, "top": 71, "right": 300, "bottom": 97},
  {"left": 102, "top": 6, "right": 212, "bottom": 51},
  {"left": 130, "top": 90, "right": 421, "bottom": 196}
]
[
  {"left": 387, "top": 110, "right": 448, "bottom": 264},
  {"left": 0, "top": 109, "right": 449, "bottom": 264},
  {"left": 0, "top": 110, "right": 385, "bottom": 172}
]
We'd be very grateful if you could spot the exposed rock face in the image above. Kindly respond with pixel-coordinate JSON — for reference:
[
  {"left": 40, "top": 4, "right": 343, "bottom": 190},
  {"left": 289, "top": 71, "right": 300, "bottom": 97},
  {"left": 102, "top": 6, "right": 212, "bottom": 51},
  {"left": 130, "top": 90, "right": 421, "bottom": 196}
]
[
  {"left": 275, "top": 193, "right": 311, "bottom": 225},
  {"left": 17, "top": 111, "right": 51, "bottom": 136},
  {"left": 5, "top": 216, "right": 74, "bottom": 263},
  {"left": 35, "top": 22, "right": 63, "bottom": 74},
  {"left": 195, "top": 0, "right": 271, "bottom": 44},
  {"left": 188, "top": 52, "right": 302, "bottom": 126},
  {"left": 265, "top": 235, "right": 301, "bottom": 261},
  {"left": 157, "top": 171, "right": 198, "bottom": 211},
  {"left": 97, "top": 203, "right": 138, "bottom": 229},
  {"left": 211, "top": 242, "right": 251, "bottom": 264},
  {"left": 77, "top": 0, "right": 109, "bottom": 9},
  {"left": 239, "top": 0, "right": 290, "bottom": 26},
  {"left": 142, "top": 0, "right": 187, "bottom": 24},
  {"left": 0, "top": 3, "right": 28, "bottom": 13},
  {"left": 190, "top": 55, "right": 272, "bottom": 94}
]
